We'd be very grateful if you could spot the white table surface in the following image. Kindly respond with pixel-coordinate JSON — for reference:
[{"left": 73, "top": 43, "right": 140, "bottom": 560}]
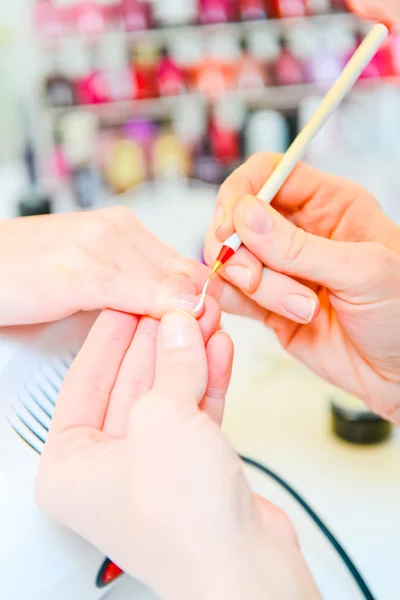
[{"left": 0, "top": 167, "right": 399, "bottom": 599}]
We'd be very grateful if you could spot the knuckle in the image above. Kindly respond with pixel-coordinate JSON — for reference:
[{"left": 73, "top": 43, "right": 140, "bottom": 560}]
[
  {"left": 104, "top": 205, "right": 133, "bottom": 225},
  {"left": 361, "top": 242, "right": 399, "bottom": 282},
  {"left": 83, "top": 217, "right": 115, "bottom": 246},
  {"left": 282, "top": 226, "right": 312, "bottom": 266}
]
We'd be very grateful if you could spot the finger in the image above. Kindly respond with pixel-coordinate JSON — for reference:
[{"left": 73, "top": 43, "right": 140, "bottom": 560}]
[
  {"left": 52, "top": 310, "right": 139, "bottom": 433},
  {"left": 211, "top": 152, "right": 370, "bottom": 242},
  {"left": 98, "top": 206, "right": 180, "bottom": 272},
  {"left": 103, "top": 316, "right": 160, "bottom": 438},
  {"left": 163, "top": 273, "right": 222, "bottom": 341},
  {"left": 86, "top": 275, "right": 202, "bottom": 319},
  {"left": 347, "top": 0, "right": 399, "bottom": 27},
  {"left": 165, "top": 256, "right": 267, "bottom": 323},
  {"left": 152, "top": 310, "right": 208, "bottom": 404},
  {"left": 213, "top": 153, "right": 318, "bottom": 241},
  {"left": 205, "top": 224, "right": 319, "bottom": 323},
  {"left": 234, "top": 195, "right": 400, "bottom": 302},
  {"left": 203, "top": 227, "right": 263, "bottom": 294},
  {"left": 200, "top": 332, "right": 234, "bottom": 427}
]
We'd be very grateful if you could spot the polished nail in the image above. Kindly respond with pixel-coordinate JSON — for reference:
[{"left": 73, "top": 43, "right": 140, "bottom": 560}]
[
  {"left": 161, "top": 310, "right": 192, "bottom": 349},
  {"left": 282, "top": 295, "right": 316, "bottom": 323},
  {"left": 242, "top": 195, "right": 273, "bottom": 235},
  {"left": 224, "top": 265, "right": 251, "bottom": 291}
]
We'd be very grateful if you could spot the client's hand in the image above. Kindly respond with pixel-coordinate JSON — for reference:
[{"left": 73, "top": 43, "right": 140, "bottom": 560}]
[
  {"left": 0, "top": 207, "right": 201, "bottom": 326},
  {"left": 36, "top": 304, "right": 320, "bottom": 600}
]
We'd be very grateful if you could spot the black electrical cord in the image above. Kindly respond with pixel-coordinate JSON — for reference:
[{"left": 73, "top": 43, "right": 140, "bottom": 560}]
[{"left": 240, "top": 456, "right": 376, "bottom": 600}]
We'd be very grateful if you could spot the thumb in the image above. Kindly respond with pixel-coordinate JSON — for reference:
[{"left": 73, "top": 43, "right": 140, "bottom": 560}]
[
  {"left": 152, "top": 310, "right": 208, "bottom": 404},
  {"left": 234, "top": 195, "right": 400, "bottom": 302}
]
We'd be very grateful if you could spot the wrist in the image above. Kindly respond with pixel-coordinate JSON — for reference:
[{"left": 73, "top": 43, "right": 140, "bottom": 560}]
[{"left": 160, "top": 537, "right": 321, "bottom": 600}]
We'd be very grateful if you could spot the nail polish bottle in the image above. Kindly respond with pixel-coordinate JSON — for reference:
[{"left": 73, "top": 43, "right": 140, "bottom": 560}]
[
  {"left": 199, "top": 0, "right": 239, "bottom": 25},
  {"left": 35, "top": 0, "right": 63, "bottom": 40},
  {"left": 273, "top": 35, "right": 304, "bottom": 86},
  {"left": 193, "top": 138, "right": 222, "bottom": 184},
  {"left": 73, "top": 1, "right": 105, "bottom": 37},
  {"left": 98, "top": 35, "right": 136, "bottom": 102},
  {"left": 44, "top": 45, "right": 76, "bottom": 108},
  {"left": 270, "top": 0, "right": 306, "bottom": 18},
  {"left": 122, "top": 119, "right": 157, "bottom": 169},
  {"left": 330, "top": 389, "right": 392, "bottom": 445},
  {"left": 304, "top": 28, "right": 342, "bottom": 86},
  {"left": 209, "top": 99, "right": 242, "bottom": 172},
  {"left": 236, "top": 36, "right": 266, "bottom": 93},
  {"left": 244, "top": 110, "right": 289, "bottom": 157},
  {"left": 239, "top": 0, "right": 267, "bottom": 20},
  {"left": 157, "top": 45, "right": 186, "bottom": 97},
  {"left": 195, "top": 35, "right": 238, "bottom": 100},
  {"left": 131, "top": 43, "right": 158, "bottom": 100},
  {"left": 18, "top": 109, "right": 53, "bottom": 217},
  {"left": 106, "top": 135, "right": 148, "bottom": 193},
  {"left": 152, "top": 0, "right": 198, "bottom": 26},
  {"left": 152, "top": 128, "right": 192, "bottom": 181},
  {"left": 74, "top": 43, "right": 108, "bottom": 105},
  {"left": 60, "top": 111, "right": 102, "bottom": 208},
  {"left": 306, "top": 0, "right": 331, "bottom": 14},
  {"left": 121, "top": 0, "right": 152, "bottom": 32},
  {"left": 246, "top": 29, "right": 280, "bottom": 87}
]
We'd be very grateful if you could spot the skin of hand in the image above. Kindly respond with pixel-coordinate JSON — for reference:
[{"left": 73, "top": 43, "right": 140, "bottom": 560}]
[
  {"left": 35, "top": 303, "right": 321, "bottom": 600},
  {"left": 169, "top": 153, "right": 400, "bottom": 424},
  {"left": 347, "top": 0, "right": 400, "bottom": 27},
  {"left": 0, "top": 206, "right": 207, "bottom": 326}
]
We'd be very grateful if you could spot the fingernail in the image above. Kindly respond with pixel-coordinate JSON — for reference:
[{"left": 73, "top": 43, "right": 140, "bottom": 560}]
[
  {"left": 282, "top": 295, "right": 316, "bottom": 323},
  {"left": 224, "top": 265, "right": 251, "bottom": 292},
  {"left": 175, "top": 294, "right": 201, "bottom": 317},
  {"left": 242, "top": 195, "right": 273, "bottom": 235},
  {"left": 161, "top": 310, "right": 192, "bottom": 349},
  {"left": 214, "top": 205, "right": 225, "bottom": 232}
]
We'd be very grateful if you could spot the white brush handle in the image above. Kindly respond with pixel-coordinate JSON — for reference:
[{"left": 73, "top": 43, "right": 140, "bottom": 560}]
[{"left": 223, "top": 23, "right": 389, "bottom": 255}]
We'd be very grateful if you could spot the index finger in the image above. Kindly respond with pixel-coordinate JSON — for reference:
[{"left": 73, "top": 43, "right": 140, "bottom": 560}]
[
  {"left": 51, "top": 310, "right": 138, "bottom": 434},
  {"left": 213, "top": 152, "right": 343, "bottom": 242}
]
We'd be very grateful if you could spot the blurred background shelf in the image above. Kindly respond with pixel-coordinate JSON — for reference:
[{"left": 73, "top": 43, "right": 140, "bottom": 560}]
[
  {"left": 40, "top": 12, "right": 360, "bottom": 46},
  {"left": 48, "top": 78, "right": 398, "bottom": 123}
]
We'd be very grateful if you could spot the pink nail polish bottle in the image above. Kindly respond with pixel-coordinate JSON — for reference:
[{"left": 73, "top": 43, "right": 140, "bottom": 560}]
[
  {"left": 274, "top": 35, "right": 304, "bottom": 86},
  {"left": 199, "top": 0, "right": 239, "bottom": 24},
  {"left": 236, "top": 36, "right": 266, "bottom": 92},
  {"left": 239, "top": 0, "right": 267, "bottom": 20},
  {"left": 100, "top": 38, "right": 137, "bottom": 102},
  {"left": 74, "top": 1, "right": 105, "bottom": 37},
  {"left": 35, "top": 0, "right": 63, "bottom": 40},
  {"left": 157, "top": 45, "right": 186, "bottom": 96},
  {"left": 121, "top": 0, "right": 153, "bottom": 32}
]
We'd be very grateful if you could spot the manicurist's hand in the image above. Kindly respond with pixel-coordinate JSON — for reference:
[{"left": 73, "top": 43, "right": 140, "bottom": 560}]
[
  {"left": 0, "top": 207, "right": 203, "bottom": 326},
  {"left": 173, "top": 153, "right": 400, "bottom": 424},
  {"left": 36, "top": 303, "right": 320, "bottom": 600},
  {"left": 347, "top": 0, "right": 400, "bottom": 27}
]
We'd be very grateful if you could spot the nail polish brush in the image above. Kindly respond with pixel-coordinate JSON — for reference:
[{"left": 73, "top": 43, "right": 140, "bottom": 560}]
[{"left": 194, "top": 22, "right": 389, "bottom": 316}]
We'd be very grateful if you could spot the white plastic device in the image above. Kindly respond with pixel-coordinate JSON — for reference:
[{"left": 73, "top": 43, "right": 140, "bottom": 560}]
[{"left": 0, "top": 314, "right": 125, "bottom": 600}]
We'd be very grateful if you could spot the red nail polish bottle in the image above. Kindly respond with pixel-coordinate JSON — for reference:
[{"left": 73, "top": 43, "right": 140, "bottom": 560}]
[{"left": 270, "top": 0, "right": 306, "bottom": 18}]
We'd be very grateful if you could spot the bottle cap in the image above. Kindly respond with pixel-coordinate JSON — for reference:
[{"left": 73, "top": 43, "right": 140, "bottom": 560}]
[
  {"left": 330, "top": 390, "right": 392, "bottom": 445},
  {"left": 18, "top": 190, "right": 52, "bottom": 217}
]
